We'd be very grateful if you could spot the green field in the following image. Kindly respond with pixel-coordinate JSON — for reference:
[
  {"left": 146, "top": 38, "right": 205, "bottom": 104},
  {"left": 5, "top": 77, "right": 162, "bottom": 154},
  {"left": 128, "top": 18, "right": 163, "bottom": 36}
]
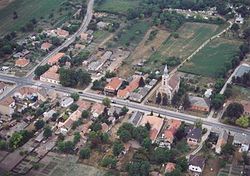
[
  {"left": 95, "top": 0, "right": 141, "bottom": 14},
  {"left": 159, "top": 22, "right": 224, "bottom": 60},
  {"left": 179, "top": 38, "right": 241, "bottom": 77},
  {"left": 114, "top": 20, "right": 150, "bottom": 47},
  {"left": 0, "top": 0, "right": 73, "bottom": 35}
]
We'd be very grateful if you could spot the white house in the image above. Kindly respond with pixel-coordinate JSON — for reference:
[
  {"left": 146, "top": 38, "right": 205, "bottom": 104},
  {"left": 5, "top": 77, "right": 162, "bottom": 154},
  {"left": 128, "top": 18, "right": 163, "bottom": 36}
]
[
  {"left": 189, "top": 155, "right": 205, "bottom": 174},
  {"left": 60, "top": 97, "right": 74, "bottom": 108},
  {"left": 233, "top": 133, "right": 250, "bottom": 152}
]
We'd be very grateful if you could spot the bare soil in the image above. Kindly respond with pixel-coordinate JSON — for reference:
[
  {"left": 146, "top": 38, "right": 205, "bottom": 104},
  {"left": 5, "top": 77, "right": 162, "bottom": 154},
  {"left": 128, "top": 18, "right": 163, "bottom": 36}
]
[{"left": 0, "top": 0, "right": 14, "bottom": 9}]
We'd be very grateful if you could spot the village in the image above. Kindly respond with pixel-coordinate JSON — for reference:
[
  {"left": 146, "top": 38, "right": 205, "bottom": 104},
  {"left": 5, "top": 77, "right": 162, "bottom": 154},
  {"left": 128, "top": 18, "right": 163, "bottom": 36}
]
[{"left": 0, "top": 0, "right": 249, "bottom": 175}]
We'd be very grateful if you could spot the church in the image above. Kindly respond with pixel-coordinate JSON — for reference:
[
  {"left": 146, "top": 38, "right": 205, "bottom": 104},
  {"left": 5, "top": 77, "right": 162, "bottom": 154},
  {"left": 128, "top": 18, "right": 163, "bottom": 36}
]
[{"left": 157, "top": 65, "right": 180, "bottom": 100}]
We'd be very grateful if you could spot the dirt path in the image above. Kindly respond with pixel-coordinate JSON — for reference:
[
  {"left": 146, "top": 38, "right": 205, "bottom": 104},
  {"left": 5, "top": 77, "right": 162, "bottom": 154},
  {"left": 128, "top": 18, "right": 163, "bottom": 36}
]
[{"left": 118, "top": 27, "right": 170, "bottom": 78}]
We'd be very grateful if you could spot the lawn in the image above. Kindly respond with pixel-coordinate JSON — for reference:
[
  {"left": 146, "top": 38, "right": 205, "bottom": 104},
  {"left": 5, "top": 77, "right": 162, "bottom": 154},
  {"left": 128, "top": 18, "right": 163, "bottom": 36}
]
[
  {"left": 159, "top": 22, "right": 222, "bottom": 60},
  {"left": 0, "top": 0, "right": 72, "bottom": 35},
  {"left": 179, "top": 38, "right": 241, "bottom": 77},
  {"left": 95, "top": 0, "right": 141, "bottom": 14}
]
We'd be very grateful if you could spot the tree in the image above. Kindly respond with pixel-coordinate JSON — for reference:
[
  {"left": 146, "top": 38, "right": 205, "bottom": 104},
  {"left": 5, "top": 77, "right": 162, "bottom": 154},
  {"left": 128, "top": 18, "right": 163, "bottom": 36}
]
[
  {"left": 165, "top": 166, "right": 181, "bottom": 176},
  {"left": 0, "top": 140, "right": 7, "bottom": 150},
  {"left": 221, "top": 143, "right": 235, "bottom": 156},
  {"left": 120, "top": 106, "right": 129, "bottom": 116},
  {"left": 82, "top": 110, "right": 90, "bottom": 119},
  {"left": 70, "top": 103, "right": 79, "bottom": 112},
  {"left": 126, "top": 160, "right": 150, "bottom": 176},
  {"left": 112, "top": 140, "right": 124, "bottom": 156},
  {"left": 79, "top": 147, "right": 91, "bottom": 159},
  {"left": 142, "top": 137, "right": 151, "bottom": 150},
  {"left": 101, "top": 155, "right": 117, "bottom": 169},
  {"left": 225, "top": 102, "right": 244, "bottom": 120},
  {"left": 156, "top": 92, "right": 162, "bottom": 104},
  {"left": 43, "top": 126, "right": 52, "bottom": 138},
  {"left": 102, "top": 97, "right": 111, "bottom": 107},
  {"left": 57, "top": 141, "right": 74, "bottom": 153},
  {"left": 195, "top": 119, "right": 203, "bottom": 129},
  {"left": 235, "top": 116, "right": 249, "bottom": 128},
  {"left": 34, "top": 64, "right": 50, "bottom": 77},
  {"left": 211, "top": 94, "right": 224, "bottom": 110},
  {"left": 176, "top": 157, "right": 188, "bottom": 172},
  {"left": 118, "top": 129, "right": 132, "bottom": 142},
  {"left": 70, "top": 93, "right": 80, "bottom": 101},
  {"left": 139, "top": 77, "right": 145, "bottom": 87},
  {"left": 182, "top": 93, "right": 191, "bottom": 110},
  {"left": 152, "top": 148, "right": 173, "bottom": 164},
  {"left": 162, "top": 94, "right": 168, "bottom": 105},
  {"left": 34, "top": 119, "right": 45, "bottom": 130},
  {"left": 231, "top": 23, "right": 240, "bottom": 33}
]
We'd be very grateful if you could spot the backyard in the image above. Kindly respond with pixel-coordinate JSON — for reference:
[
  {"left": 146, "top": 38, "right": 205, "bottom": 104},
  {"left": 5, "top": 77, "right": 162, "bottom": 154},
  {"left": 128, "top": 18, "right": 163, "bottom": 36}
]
[{"left": 179, "top": 38, "right": 241, "bottom": 77}]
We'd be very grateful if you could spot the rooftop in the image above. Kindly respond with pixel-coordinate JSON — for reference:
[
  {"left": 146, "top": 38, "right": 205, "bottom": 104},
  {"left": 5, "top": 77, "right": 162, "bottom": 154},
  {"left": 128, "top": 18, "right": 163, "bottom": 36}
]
[
  {"left": 47, "top": 52, "right": 65, "bottom": 65},
  {"left": 15, "top": 57, "right": 29, "bottom": 67},
  {"left": 189, "top": 96, "right": 210, "bottom": 109}
]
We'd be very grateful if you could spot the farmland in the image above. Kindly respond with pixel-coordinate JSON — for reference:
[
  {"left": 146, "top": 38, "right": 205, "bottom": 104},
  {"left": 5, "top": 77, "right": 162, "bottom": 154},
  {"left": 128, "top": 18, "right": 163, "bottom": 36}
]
[
  {"left": 95, "top": 0, "right": 141, "bottom": 14},
  {"left": 179, "top": 38, "right": 241, "bottom": 77},
  {"left": 0, "top": 0, "right": 81, "bottom": 35}
]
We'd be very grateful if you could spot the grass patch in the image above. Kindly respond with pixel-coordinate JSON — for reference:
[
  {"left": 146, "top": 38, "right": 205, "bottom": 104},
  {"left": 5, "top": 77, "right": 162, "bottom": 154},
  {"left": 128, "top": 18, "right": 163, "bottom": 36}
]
[
  {"left": 95, "top": 0, "right": 141, "bottom": 15},
  {"left": 179, "top": 38, "right": 241, "bottom": 77},
  {"left": 159, "top": 22, "right": 222, "bottom": 60},
  {"left": 0, "top": 0, "right": 79, "bottom": 35},
  {"left": 115, "top": 20, "right": 150, "bottom": 47}
]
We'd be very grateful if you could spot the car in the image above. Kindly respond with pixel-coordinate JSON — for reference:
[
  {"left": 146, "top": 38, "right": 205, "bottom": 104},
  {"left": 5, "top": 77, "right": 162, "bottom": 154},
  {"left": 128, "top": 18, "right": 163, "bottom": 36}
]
[
  {"left": 78, "top": 91, "right": 83, "bottom": 94},
  {"left": 51, "top": 85, "right": 55, "bottom": 88}
]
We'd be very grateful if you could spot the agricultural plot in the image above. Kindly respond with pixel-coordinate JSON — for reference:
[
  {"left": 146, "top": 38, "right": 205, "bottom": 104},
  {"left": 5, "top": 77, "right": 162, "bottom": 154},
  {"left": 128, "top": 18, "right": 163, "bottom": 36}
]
[
  {"left": 95, "top": 0, "right": 141, "bottom": 14},
  {"left": 179, "top": 38, "right": 241, "bottom": 77},
  {"left": 0, "top": 0, "right": 80, "bottom": 35}
]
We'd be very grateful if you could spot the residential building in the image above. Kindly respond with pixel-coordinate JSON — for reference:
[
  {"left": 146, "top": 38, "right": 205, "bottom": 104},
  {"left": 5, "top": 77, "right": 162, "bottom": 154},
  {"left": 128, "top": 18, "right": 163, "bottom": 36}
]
[
  {"left": 163, "top": 119, "right": 182, "bottom": 148},
  {"left": 129, "top": 111, "right": 144, "bottom": 127},
  {"left": 59, "top": 110, "right": 81, "bottom": 134},
  {"left": 47, "top": 52, "right": 65, "bottom": 65},
  {"left": 0, "top": 96, "right": 15, "bottom": 116},
  {"left": 15, "top": 58, "right": 30, "bottom": 68},
  {"left": 97, "top": 21, "right": 109, "bottom": 29},
  {"left": 0, "top": 82, "right": 6, "bottom": 94},
  {"left": 233, "top": 133, "right": 250, "bottom": 152},
  {"left": 41, "top": 42, "right": 52, "bottom": 51},
  {"left": 76, "top": 99, "right": 91, "bottom": 111},
  {"left": 91, "top": 103, "right": 105, "bottom": 118},
  {"left": 40, "top": 66, "right": 60, "bottom": 85},
  {"left": 215, "top": 130, "right": 228, "bottom": 154},
  {"left": 55, "top": 28, "right": 69, "bottom": 38},
  {"left": 60, "top": 97, "right": 74, "bottom": 108},
  {"left": 235, "top": 14, "right": 244, "bottom": 24},
  {"left": 188, "top": 155, "right": 206, "bottom": 174},
  {"left": 104, "top": 77, "right": 123, "bottom": 95},
  {"left": 14, "top": 87, "right": 38, "bottom": 100},
  {"left": 43, "top": 109, "right": 56, "bottom": 122},
  {"left": 235, "top": 63, "right": 250, "bottom": 78},
  {"left": 204, "top": 89, "right": 212, "bottom": 98},
  {"left": 117, "top": 76, "right": 141, "bottom": 99},
  {"left": 139, "top": 115, "right": 164, "bottom": 142},
  {"left": 241, "top": 100, "right": 250, "bottom": 116},
  {"left": 158, "top": 65, "right": 180, "bottom": 101},
  {"left": 189, "top": 96, "right": 210, "bottom": 112},
  {"left": 187, "top": 128, "right": 202, "bottom": 146}
]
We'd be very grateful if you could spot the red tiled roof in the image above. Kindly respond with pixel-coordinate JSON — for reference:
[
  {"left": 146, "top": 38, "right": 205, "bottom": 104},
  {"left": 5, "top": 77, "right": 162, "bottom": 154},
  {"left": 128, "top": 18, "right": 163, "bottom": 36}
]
[
  {"left": 105, "top": 77, "right": 122, "bottom": 91},
  {"left": 165, "top": 162, "right": 176, "bottom": 173},
  {"left": 0, "top": 82, "right": 6, "bottom": 90},
  {"left": 41, "top": 42, "right": 52, "bottom": 50},
  {"left": 241, "top": 100, "right": 250, "bottom": 114},
  {"left": 15, "top": 57, "right": 30, "bottom": 67},
  {"left": 117, "top": 76, "right": 141, "bottom": 98},
  {"left": 76, "top": 100, "right": 91, "bottom": 111},
  {"left": 0, "top": 96, "right": 15, "bottom": 106},
  {"left": 47, "top": 53, "right": 65, "bottom": 65},
  {"left": 169, "top": 74, "right": 180, "bottom": 90}
]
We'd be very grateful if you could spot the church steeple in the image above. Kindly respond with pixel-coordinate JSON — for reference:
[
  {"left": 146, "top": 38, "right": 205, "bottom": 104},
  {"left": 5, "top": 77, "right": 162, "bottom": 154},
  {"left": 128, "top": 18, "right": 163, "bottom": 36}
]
[{"left": 164, "top": 64, "right": 168, "bottom": 75}]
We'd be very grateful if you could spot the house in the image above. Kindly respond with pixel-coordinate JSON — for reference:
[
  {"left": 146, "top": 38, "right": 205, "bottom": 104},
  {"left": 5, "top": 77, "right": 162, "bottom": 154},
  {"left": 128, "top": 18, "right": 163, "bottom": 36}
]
[
  {"left": 188, "top": 155, "right": 206, "bottom": 175},
  {"left": 0, "top": 82, "right": 6, "bottom": 94},
  {"left": 76, "top": 99, "right": 91, "bottom": 111},
  {"left": 41, "top": 42, "right": 52, "bottom": 51},
  {"left": 235, "top": 63, "right": 250, "bottom": 78},
  {"left": 189, "top": 96, "right": 210, "bottom": 112},
  {"left": 40, "top": 65, "right": 60, "bottom": 85},
  {"left": 104, "top": 77, "right": 123, "bottom": 95},
  {"left": 129, "top": 111, "right": 144, "bottom": 126},
  {"left": 97, "top": 21, "right": 109, "bottom": 29},
  {"left": 233, "top": 133, "right": 250, "bottom": 152},
  {"left": 108, "top": 106, "right": 122, "bottom": 117},
  {"left": 14, "top": 87, "right": 38, "bottom": 100},
  {"left": 235, "top": 14, "right": 244, "bottom": 24},
  {"left": 59, "top": 110, "right": 82, "bottom": 134},
  {"left": 204, "top": 89, "right": 212, "bottom": 98},
  {"left": 241, "top": 100, "right": 250, "bottom": 116},
  {"left": 121, "top": 143, "right": 131, "bottom": 155},
  {"left": 215, "top": 130, "right": 228, "bottom": 154},
  {"left": 139, "top": 115, "right": 164, "bottom": 142},
  {"left": 163, "top": 119, "right": 182, "bottom": 148},
  {"left": 55, "top": 28, "right": 69, "bottom": 38},
  {"left": 43, "top": 109, "right": 56, "bottom": 122},
  {"left": 60, "top": 97, "right": 74, "bottom": 108},
  {"left": 158, "top": 65, "right": 180, "bottom": 101},
  {"left": 165, "top": 162, "right": 176, "bottom": 173},
  {"left": 101, "top": 123, "right": 109, "bottom": 133},
  {"left": 0, "top": 96, "right": 15, "bottom": 116},
  {"left": 117, "top": 76, "right": 141, "bottom": 99},
  {"left": 47, "top": 52, "right": 65, "bottom": 65},
  {"left": 15, "top": 58, "right": 30, "bottom": 68},
  {"left": 129, "top": 86, "right": 151, "bottom": 103},
  {"left": 187, "top": 128, "right": 202, "bottom": 146},
  {"left": 91, "top": 103, "right": 105, "bottom": 118},
  {"left": 80, "top": 120, "right": 93, "bottom": 137}
]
